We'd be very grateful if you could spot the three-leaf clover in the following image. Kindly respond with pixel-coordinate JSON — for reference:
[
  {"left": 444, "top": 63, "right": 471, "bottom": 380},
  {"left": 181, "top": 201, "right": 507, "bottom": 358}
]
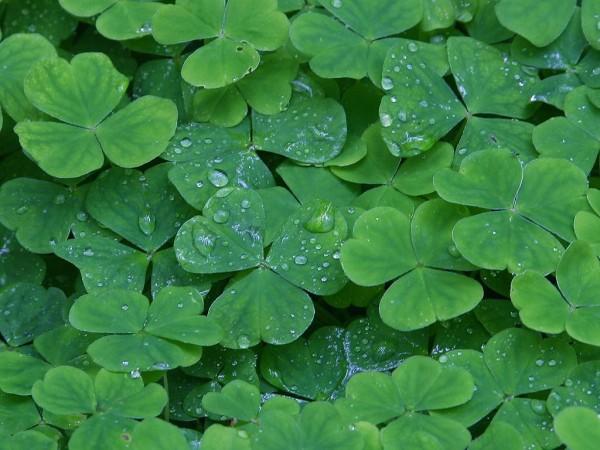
[
  {"left": 15, "top": 53, "right": 178, "bottom": 178},
  {"left": 68, "top": 287, "right": 223, "bottom": 371},
  {"left": 174, "top": 187, "right": 348, "bottom": 348},
  {"left": 341, "top": 198, "right": 483, "bottom": 331},
  {"left": 379, "top": 36, "right": 538, "bottom": 158},
  {"left": 434, "top": 149, "right": 588, "bottom": 275},
  {"left": 152, "top": 0, "right": 289, "bottom": 88},
  {"left": 336, "top": 355, "right": 474, "bottom": 450},
  {"left": 289, "top": 0, "right": 423, "bottom": 82},
  {"left": 511, "top": 241, "right": 600, "bottom": 346}
]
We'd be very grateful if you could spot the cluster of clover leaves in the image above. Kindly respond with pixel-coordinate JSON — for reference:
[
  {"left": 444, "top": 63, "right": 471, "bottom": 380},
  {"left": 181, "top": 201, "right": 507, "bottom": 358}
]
[{"left": 2, "top": 0, "right": 600, "bottom": 449}]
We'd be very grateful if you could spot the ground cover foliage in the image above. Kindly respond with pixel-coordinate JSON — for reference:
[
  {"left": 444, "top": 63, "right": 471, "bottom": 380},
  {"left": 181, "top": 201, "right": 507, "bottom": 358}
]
[{"left": 1, "top": 0, "right": 600, "bottom": 449}]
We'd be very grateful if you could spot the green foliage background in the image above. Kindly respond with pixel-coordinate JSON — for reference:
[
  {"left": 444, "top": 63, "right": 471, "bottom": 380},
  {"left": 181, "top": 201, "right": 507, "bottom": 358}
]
[{"left": 0, "top": 0, "right": 600, "bottom": 449}]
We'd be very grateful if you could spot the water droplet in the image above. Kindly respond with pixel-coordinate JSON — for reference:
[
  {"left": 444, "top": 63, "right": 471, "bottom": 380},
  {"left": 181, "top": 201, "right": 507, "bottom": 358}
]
[
  {"left": 294, "top": 255, "right": 307, "bottom": 265},
  {"left": 76, "top": 211, "right": 88, "bottom": 222},
  {"left": 53, "top": 194, "right": 66, "bottom": 205},
  {"left": 238, "top": 430, "right": 249, "bottom": 439},
  {"left": 180, "top": 138, "right": 192, "bottom": 148},
  {"left": 237, "top": 335, "right": 251, "bottom": 349},
  {"left": 130, "top": 369, "right": 141, "bottom": 379},
  {"left": 381, "top": 77, "right": 394, "bottom": 91},
  {"left": 83, "top": 247, "right": 94, "bottom": 257},
  {"left": 192, "top": 223, "right": 216, "bottom": 257},
  {"left": 121, "top": 304, "right": 129, "bottom": 311},
  {"left": 207, "top": 169, "right": 229, "bottom": 187},
  {"left": 213, "top": 209, "right": 229, "bottom": 224},
  {"left": 138, "top": 22, "right": 152, "bottom": 33},
  {"left": 408, "top": 42, "right": 419, "bottom": 52},
  {"left": 380, "top": 113, "right": 393, "bottom": 128},
  {"left": 195, "top": 181, "right": 204, "bottom": 188},
  {"left": 439, "top": 355, "right": 448, "bottom": 363},
  {"left": 240, "top": 199, "right": 251, "bottom": 209},
  {"left": 304, "top": 202, "right": 335, "bottom": 233},
  {"left": 16, "top": 206, "right": 28, "bottom": 215},
  {"left": 448, "top": 245, "right": 460, "bottom": 257},
  {"left": 138, "top": 214, "right": 156, "bottom": 236}
]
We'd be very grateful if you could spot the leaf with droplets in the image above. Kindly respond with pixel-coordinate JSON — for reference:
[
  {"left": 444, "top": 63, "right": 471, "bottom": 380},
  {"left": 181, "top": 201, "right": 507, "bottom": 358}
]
[
  {"left": 260, "top": 327, "right": 347, "bottom": 400},
  {"left": 547, "top": 360, "right": 600, "bottom": 416},
  {"left": 0, "top": 178, "right": 84, "bottom": 253},
  {"left": 0, "top": 225, "right": 46, "bottom": 288},
  {"left": 174, "top": 188, "right": 265, "bottom": 274},
  {"left": 253, "top": 94, "right": 347, "bottom": 164},
  {"left": 379, "top": 44, "right": 466, "bottom": 157},
  {"left": 267, "top": 200, "right": 348, "bottom": 295},
  {"left": 86, "top": 165, "right": 194, "bottom": 252},
  {"left": 201, "top": 380, "right": 260, "bottom": 421},
  {"left": 54, "top": 237, "right": 149, "bottom": 292},
  {"left": 208, "top": 268, "right": 314, "bottom": 349}
]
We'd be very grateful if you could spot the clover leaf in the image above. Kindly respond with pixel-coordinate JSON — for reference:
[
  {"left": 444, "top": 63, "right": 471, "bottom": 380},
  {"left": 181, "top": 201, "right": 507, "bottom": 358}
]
[
  {"left": 435, "top": 149, "right": 588, "bottom": 274},
  {"left": 15, "top": 53, "right": 178, "bottom": 178},
  {"left": 289, "top": 1, "right": 423, "bottom": 82},
  {"left": 68, "top": 287, "right": 222, "bottom": 371},
  {"left": 152, "top": 0, "right": 289, "bottom": 88},
  {"left": 201, "top": 380, "right": 260, "bottom": 421},
  {"left": 511, "top": 241, "right": 600, "bottom": 346},
  {"left": 0, "top": 430, "right": 57, "bottom": 450},
  {"left": 547, "top": 360, "right": 600, "bottom": 416},
  {"left": 0, "top": 225, "right": 45, "bottom": 288},
  {"left": 379, "top": 37, "right": 538, "bottom": 157},
  {"left": 0, "top": 33, "right": 57, "bottom": 122},
  {"left": 0, "top": 392, "right": 42, "bottom": 436},
  {"left": 85, "top": 165, "right": 194, "bottom": 253},
  {"left": 554, "top": 406, "right": 600, "bottom": 450},
  {"left": 337, "top": 355, "right": 473, "bottom": 449},
  {"left": 435, "top": 328, "right": 576, "bottom": 448},
  {"left": 342, "top": 199, "right": 483, "bottom": 331},
  {"left": 495, "top": 0, "right": 576, "bottom": 47},
  {"left": 253, "top": 402, "right": 364, "bottom": 450},
  {"left": 59, "top": 0, "right": 162, "bottom": 41}
]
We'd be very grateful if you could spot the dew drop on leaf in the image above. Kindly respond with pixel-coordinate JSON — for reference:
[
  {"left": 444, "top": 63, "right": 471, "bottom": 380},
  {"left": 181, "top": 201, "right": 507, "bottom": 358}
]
[
  {"left": 212, "top": 209, "right": 230, "bottom": 224},
  {"left": 138, "top": 214, "right": 156, "bottom": 236},
  {"left": 304, "top": 202, "right": 335, "bottom": 233},
  {"left": 192, "top": 223, "right": 216, "bottom": 257},
  {"left": 207, "top": 169, "right": 229, "bottom": 187}
]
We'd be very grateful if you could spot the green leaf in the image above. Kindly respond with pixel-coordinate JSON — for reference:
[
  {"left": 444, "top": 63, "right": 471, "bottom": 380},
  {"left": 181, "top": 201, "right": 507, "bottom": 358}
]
[
  {"left": 69, "top": 289, "right": 148, "bottom": 334},
  {"left": 0, "top": 352, "right": 51, "bottom": 395},
  {"left": 0, "top": 33, "right": 57, "bottom": 122},
  {"left": 95, "top": 2, "right": 162, "bottom": 41},
  {"left": 447, "top": 36, "right": 538, "bottom": 119},
  {"left": 174, "top": 188, "right": 265, "bottom": 274},
  {"left": 200, "top": 424, "right": 252, "bottom": 450},
  {"left": 260, "top": 327, "right": 347, "bottom": 400},
  {"left": 495, "top": 0, "right": 576, "bottom": 47},
  {"left": 58, "top": 0, "right": 118, "bottom": 17},
  {"left": 208, "top": 268, "right": 313, "bottom": 348},
  {"left": 254, "top": 402, "right": 364, "bottom": 450},
  {"left": 379, "top": 44, "right": 466, "bottom": 157},
  {"left": 547, "top": 360, "right": 600, "bottom": 415},
  {"left": 0, "top": 430, "right": 57, "bottom": 450},
  {"left": 94, "top": 369, "right": 167, "bottom": 418},
  {"left": 202, "top": 380, "right": 260, "bottom": 421},
  {"left": 67, "top": 413, "right": 136, "bottom": 450},
  {"left": 483, "top": 328, "right": 577, "bottom": 396},
  {"left": 468, "top": 422, "right": 524, "bottom": 450},
  {"left": 583, "top": 0, "right": 600, "bottom": 49},
  {"left": 86, "top": 165, "right": 194, "bottom": 252},
  {"left": 87, "top": 334, "right": 202, "bottom": 372},
  {"left": 392, "top": 356, "right": 474, "bottom": 411},
  {"left": 96, "top": 96, "right": 178, "bottom": 168},
  {"left": 54, "top": 237, "right": 149, "bottom": 292},
  {"left": 0, "top": 226, "right": 45, "bottom": 289},
  {"left": 130, "top": 418, "right": 190, "bottom": 450},
  {"left": 381, "top": 413, "right": 471, "bottom": 450},
  {"left": 555, "top": 406, "right": 600, "bottom": 450},
  {"left": 145, "top": 286, "right": 223, "bottom": 346},
  {"left": 150, "top": 248, "right": 215, "bottom": 298},
  {"left": 381, "top": 267, "right": 483, "bottom": 331},
  {"left": 0, "top": 283, "right": 67, "bottom": 347},
  {"left": 511, "top": 241, "right": 600, "bottom": 345},
  {"left": 32, "top": 366, "right": 97, "bottom": 415},
  {"left": 253, "top": 95, "right": 347, "bottom": 164},
  {"left": 0, "top": 392, "right": 41, "bottom": 435},
  {"left": 0, "top": 178, "right": 83, "bottom": 253},
  {"left": 267, "top": 200, "right": 348, "bottom": 295}
]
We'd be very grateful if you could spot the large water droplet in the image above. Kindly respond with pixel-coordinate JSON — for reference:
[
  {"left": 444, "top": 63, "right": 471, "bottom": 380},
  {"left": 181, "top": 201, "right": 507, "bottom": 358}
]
[
  {"left": 237, "top": 335, "right": 251, "bottom": 349},
  {"left": 192, "top": 223, "right": 216, "bottom": 257},
  {"left": 381, "top": 77, "right": 394, "bottom": 91},
  {"left": 212, "top": 209, "right": 229, "bottom": 224},
  {"left": 180, "top": 138, "right": 192, "bottom": 148},
  {"left": 138, "top": 214, "right": 156, "bottom": 236},
  {"left": 207, "top": 169, "right": 229, "bottom": 187},
  {"left": 304, "top": 202, "right": 335, "bottom": 233}
]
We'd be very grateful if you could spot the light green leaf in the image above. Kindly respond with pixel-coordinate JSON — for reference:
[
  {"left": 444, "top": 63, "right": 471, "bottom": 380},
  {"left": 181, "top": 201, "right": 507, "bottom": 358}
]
[
  {"left": 0, "top": 352, "right": 51, "bottom": 396},
  {"left": 32, "top": 366, "right": 97, "bottom": 416},
  {"left": 130, "top": 418, "right": 190, "bottom": 450},
  {"left": 54, "top": 237, "right": 149, "bottom": 292},
  {"left": 202, "top": 380, "right": 260, "bottom": 421},
  {"left": 96, "top": 2, "right": 162, "bottom": 41},
  {"left": 582, "top": 0, "right": 600, "bottom": 50},
  {"left": 208, "top": 268, "right": 313, "bottom": 349},
  {"left": 495, "top": 0, "right": 576, "bottom": 47},
  {"left": 555, "top": 406, "right": 600, "bottom": 450}
]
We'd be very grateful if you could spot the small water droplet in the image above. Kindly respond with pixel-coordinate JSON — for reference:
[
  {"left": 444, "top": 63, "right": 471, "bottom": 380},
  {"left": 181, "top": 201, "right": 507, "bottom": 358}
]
[
  {"left": 207, "top": 169, "right": 229, "bottom": 187},
  {"left": 121, "top": 304, "right": 129, "bottom": 311},
  {"left": 76, "top": 211, "right": 88, "bottom": 222},
  {"left": 237, "top": 335, "right": 251, "bottom": 349},
  {"left": 16, "top": 206, "right": 28, "bottom": 215},
  {"left": 380, "top": 113, "right": 393, "bottom": 128},
  {"left": 240, "top": 199, "right": 251, "bottom": 209},
  {"left": 331, "top": 0, "right": 342, "bottom": 7},
  {"left": 180, "top": 138, "right": 192, "bottom": 148},
  {"left": 408, "top": 42, "right": 419, "bottom": 52},
  {"left": 53, "top": 194, "right": 66, "bottom": 205},
  {"left": 294, "top": 255, "right": 307, "bottom": 265},
  {"left": 212, "top": 209, "right": 229, "bottom": 224},
  {"left": 138, "top": 214, "right": 156, "bottom": 236},
  {"left": 83, "top": 247, "right": 94, "bottom": 257}
]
